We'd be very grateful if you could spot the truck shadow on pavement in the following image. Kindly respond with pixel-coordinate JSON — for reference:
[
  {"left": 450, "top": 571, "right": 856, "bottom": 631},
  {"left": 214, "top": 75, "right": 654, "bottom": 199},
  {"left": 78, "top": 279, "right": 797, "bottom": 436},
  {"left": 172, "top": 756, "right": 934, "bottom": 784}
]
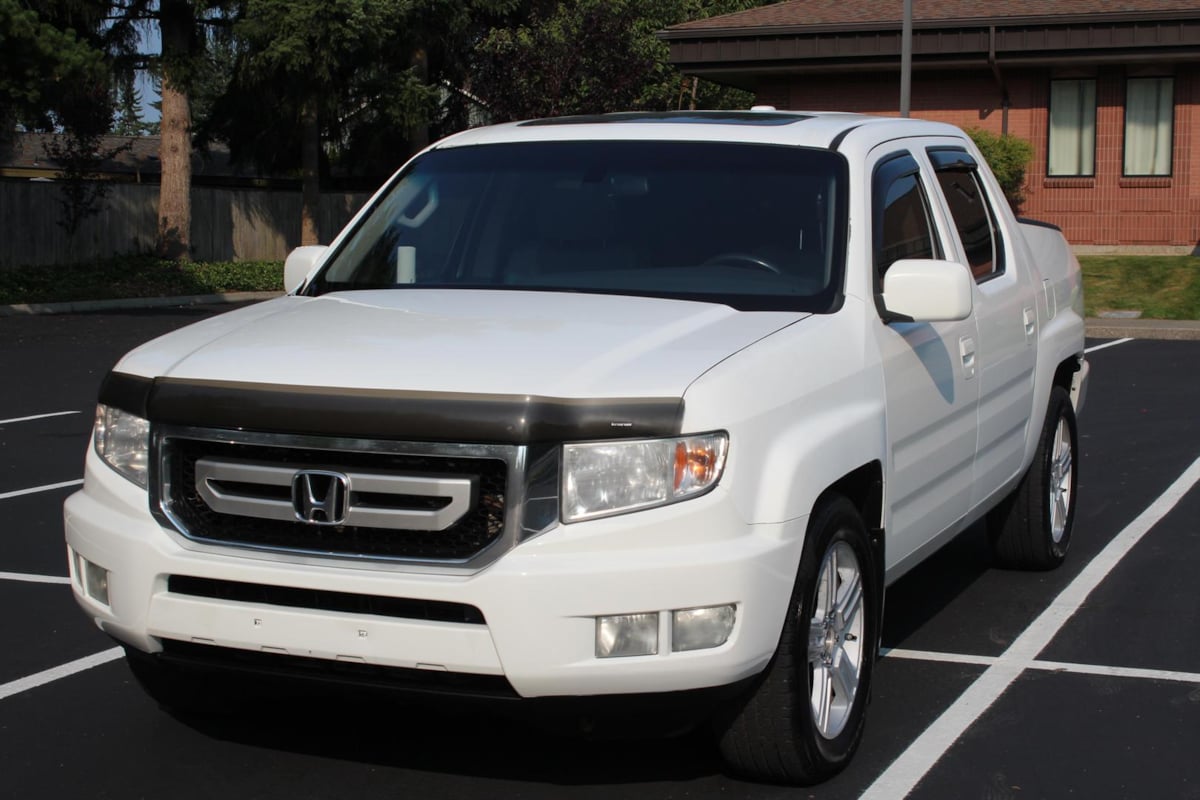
[
  {"left": 881, "top": 520, "right": 995, "bottom": 648},
  {"left": 170, "top": 690, "right": 726, "bottom": 787}
]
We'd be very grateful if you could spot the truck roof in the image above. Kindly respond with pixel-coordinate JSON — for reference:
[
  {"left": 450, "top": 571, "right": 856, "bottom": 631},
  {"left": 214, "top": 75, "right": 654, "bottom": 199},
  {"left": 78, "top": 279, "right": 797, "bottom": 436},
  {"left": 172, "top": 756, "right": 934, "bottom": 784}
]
[{"left": 431, "top": 109, "right": 967, "bottom": 152}]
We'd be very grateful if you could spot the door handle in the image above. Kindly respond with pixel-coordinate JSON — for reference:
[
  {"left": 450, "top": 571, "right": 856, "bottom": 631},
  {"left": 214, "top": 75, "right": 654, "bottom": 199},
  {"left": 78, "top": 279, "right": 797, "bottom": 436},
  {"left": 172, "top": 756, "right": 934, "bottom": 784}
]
[
  {"left": 1023, "top": 307, "right": 1036, "bottom": 343},
  {"left": 959, "top": 336, "right": 976, "bottom": 380}
]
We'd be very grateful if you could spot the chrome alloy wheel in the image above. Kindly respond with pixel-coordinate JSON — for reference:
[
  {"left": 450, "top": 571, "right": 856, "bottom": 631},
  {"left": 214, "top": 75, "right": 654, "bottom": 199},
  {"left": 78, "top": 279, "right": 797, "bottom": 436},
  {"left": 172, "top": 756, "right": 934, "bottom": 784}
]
[
  {"left": 1049, "top": 416, "right": 1074, "bottom": 544},
  {"left": 806, "top": 540, "right": 864, "bottom": 740}
]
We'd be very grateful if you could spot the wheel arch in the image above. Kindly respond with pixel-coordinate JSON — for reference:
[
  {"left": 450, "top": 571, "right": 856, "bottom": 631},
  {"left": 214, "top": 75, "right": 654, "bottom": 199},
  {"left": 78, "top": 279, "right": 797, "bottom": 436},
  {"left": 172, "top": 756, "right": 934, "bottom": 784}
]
[
  {"left": 1052, "top": 355, "right": 1080, "bottom": 393},
  {"left": 812, "top": 462, "right": 886, "bottom": 651},
  {"left": 813, "top": 461, "right": 884, "bottom": 577},
  {"left": 817, "top": 461, "right": 883, "bottom": 529}
]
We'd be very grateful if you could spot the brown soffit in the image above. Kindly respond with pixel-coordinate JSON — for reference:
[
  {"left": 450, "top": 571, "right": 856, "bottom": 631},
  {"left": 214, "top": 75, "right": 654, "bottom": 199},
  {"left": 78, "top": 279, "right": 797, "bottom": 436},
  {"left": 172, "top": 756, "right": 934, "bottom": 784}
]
[
  {"left": 665, "top": 16, "right": 1200, "bottom": 83},
  {"left": 661, "top": 2, "right": 1200, "bottom": 40}
]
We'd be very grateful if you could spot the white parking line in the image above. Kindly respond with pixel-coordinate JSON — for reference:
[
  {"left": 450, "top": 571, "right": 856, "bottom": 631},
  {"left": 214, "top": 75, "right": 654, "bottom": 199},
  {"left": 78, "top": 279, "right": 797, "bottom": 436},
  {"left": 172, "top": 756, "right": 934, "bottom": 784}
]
[
  {"left": 0, "top": 647, "right": 124, "bottom": 702},
  {"left": 1085, "top": 337, "right": 1133, "bottom": 354},
  {"left": 0, "top": 410, "right": 82, "bottom": 426},
  {"left": 885, "top": 648, "right": 1200, "bottom": 685},
  {"left": 1028, "top": 658, "right": 1200, "bottom": 685},
  {"left": 883, "top": 648, "right": 999, "bottom": 667},
  {"left": 0, "top": 479, "right": 83, "bottom": 501},
  {"left": 863, "top": 454, "right": 1200, "bottom": 799},
  {"left": 0, "top": 571, "right": 70, "bottom": 585}
]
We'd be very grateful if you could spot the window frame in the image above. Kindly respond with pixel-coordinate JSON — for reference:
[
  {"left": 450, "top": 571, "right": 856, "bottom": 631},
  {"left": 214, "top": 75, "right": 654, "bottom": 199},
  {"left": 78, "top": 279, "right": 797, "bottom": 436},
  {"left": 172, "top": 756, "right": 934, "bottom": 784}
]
[
  {"left": 1122, "top": 76, "right": 1175, "bottom": 178},
  {"left": 1046, "top": 78, "right": 1098, "bottom": 178},
  {"left": 870, "top": 150, "right": 944, "bottom": 317},
  {"left": 926, "top": 147, "right": 1006, "bottom": 284}
]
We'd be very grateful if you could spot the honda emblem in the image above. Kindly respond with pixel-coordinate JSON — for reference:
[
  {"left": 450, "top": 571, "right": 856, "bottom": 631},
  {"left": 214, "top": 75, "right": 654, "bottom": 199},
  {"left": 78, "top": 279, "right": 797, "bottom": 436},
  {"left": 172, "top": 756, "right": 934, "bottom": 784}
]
[{"left": 291, "top": 470, "right": 349, "bottom": 525}]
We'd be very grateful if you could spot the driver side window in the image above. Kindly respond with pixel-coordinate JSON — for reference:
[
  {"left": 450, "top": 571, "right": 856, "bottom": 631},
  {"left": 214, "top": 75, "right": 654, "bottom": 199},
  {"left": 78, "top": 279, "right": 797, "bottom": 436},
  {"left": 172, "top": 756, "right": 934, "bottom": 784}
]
[{"left": 872, "top": 153, "right": 940, "bottom": 281}]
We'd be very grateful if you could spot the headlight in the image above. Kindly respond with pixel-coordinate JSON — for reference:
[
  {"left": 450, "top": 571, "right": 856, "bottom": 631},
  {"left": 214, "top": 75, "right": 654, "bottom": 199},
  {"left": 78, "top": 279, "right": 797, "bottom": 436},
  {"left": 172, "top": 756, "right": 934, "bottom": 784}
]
[
  {"left": 93, "top": 404, "right": 150, "bottom": 488},
  {"left": 562, "top": 432, "right": 728, "bottom": 523}
]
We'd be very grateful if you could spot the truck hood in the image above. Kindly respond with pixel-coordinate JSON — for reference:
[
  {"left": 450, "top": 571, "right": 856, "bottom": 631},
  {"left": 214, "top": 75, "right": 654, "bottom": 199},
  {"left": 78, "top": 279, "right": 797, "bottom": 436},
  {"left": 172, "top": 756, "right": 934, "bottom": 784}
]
[{"left": 116, "top": 290, "right": 807, "bottom": 399}]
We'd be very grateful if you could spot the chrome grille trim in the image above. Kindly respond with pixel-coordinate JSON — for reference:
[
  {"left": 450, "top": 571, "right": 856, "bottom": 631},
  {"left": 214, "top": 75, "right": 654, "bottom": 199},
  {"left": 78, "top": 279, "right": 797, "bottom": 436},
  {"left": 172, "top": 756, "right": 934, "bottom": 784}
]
[
  {"left": 194, "top": 457, "right": 477, "bottom": 531},
  {"left": 150, "top": 425, "right": 532, "bottom": 575}
]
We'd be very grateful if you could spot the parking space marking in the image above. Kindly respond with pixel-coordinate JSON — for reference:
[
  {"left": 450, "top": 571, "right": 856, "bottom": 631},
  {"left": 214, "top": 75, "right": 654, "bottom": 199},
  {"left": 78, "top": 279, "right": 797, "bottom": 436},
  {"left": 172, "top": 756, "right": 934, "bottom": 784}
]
[
  {"left": 1085, "top": 337, "right": 1133, "bottom": 354},
  {"left": 883, "top": 648, "right": 999, "bottom": 667},
  {"left": 0, "top": 571, "right": 70, "bottom": 585},
  {"left": 0, "top": 410, "right": 82, "bottom": 426},
  {"left": 0, "top": 478, "right": 83, "bottom": 501},
  {"left": 0, "top": 647, "right": 123, "bottom": 702},
  {"left": 885, "top": 648, "right": 1200, "bottom": 685},
  {"left": 1027, "top": 658, "right": 1200, "bottom": 685},
  {"left": 863, "top": 454, "right": 1200, "bottom": 799}
]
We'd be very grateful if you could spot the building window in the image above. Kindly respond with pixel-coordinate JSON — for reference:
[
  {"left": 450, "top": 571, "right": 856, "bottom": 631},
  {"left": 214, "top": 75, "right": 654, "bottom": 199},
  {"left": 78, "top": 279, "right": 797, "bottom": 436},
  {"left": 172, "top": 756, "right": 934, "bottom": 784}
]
[
  {"left": 1124, "top": 77, "right": 1174, "bottom": 176},
  {"left": 1048, "top": 79, "right": 1096, "bottom": 177}
]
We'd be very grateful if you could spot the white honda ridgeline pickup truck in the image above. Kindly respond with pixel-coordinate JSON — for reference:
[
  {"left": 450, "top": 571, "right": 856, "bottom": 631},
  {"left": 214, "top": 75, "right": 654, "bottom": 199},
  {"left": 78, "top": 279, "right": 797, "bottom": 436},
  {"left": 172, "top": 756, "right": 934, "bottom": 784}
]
[{"left": 66, "top": 110, "right": 1087, "bottom": 784}]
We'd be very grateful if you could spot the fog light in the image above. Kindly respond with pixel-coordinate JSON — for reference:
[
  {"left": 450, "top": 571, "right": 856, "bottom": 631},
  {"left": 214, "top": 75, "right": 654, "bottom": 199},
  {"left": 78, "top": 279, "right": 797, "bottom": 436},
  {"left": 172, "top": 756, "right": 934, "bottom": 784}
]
[
  {"left": 672, "top": 605, "right": 735, "bottom": 652},
  {"left": 596, "top": 613, "right": 659, "bottom": 658},
  {"left": 75, "top": 553, "right": 110, "bottom": 606}
]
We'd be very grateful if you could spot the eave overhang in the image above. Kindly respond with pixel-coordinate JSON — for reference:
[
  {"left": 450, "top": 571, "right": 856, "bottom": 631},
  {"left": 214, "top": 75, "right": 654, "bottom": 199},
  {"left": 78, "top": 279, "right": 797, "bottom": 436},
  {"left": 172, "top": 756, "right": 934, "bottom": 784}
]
[{"left": 663, "top": 11, "right": 1200, "bottom": 90}]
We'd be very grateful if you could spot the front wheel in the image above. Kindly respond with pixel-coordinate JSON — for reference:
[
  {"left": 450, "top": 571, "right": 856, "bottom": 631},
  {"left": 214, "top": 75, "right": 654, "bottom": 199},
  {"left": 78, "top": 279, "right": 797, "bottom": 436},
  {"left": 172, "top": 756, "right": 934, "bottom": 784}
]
[
  {"left": 989, "top": 386, "right": 1079, "bottom": 570},
  {"left": 715, "top": 495, "right": 880, "bottom": 784}
]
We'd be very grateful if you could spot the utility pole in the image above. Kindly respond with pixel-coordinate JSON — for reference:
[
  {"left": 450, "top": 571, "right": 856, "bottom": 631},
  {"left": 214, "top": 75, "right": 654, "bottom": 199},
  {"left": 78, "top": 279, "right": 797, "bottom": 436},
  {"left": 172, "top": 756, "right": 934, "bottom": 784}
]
[{"left": 900, "top": 0, "right": 913, "bottom": 117}]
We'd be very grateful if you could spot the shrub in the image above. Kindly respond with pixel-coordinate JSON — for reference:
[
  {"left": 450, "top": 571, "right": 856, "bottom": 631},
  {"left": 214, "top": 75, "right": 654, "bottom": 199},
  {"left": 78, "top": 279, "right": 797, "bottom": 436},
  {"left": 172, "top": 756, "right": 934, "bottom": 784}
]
[
  {"left": 0, "top": 257, "right": 283, "bottom": 305},
  {"left": 966, "top": 128, "right": 1034, "bottom": 210}
]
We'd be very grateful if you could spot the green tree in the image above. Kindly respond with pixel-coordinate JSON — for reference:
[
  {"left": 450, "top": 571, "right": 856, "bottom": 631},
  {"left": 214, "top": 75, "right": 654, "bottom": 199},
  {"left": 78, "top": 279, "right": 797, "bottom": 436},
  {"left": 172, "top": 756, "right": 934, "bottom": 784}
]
[
  {"left": 471, "top": 0, "right": 658, "bottom": 120},
  {"left": 470, "top": 0, "right": 769, "bottom": 122},
  {"left": 225, "top": 0, "right": 417, "bottom": 244},
  {"left": 0, "top": 0, "right": 105, "bottom": 144},
  {"left": 106, "top": 0, "right": 237, "bottom": 260},
  {"left": 330, "top": 0, "right": 519, "bottom": 172},
  {"left": 42, "top": 81, "right": 133, "bottom": 238},
  {"left": 2, "top": 1, "right": 142, "bottom": 241},
  {"left": 112, "top": 75, "right": 158, "bottom": 136},
  {"left": 207, "top": 0, "right": 515, "bottom": 244}
]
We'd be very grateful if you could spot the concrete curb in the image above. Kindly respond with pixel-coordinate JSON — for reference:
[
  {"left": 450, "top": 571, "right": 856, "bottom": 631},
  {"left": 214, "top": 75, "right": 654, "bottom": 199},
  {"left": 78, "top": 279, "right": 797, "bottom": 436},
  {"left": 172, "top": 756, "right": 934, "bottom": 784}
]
[
  {"left": 2, "top": 292, "right": 1199, "bottom": 341},
  {"left": 1085, "top": 318, "right": 1200, "bottom": 341},
  {"left": 0, "top": 291, "right": 283, "bottom": 317}
]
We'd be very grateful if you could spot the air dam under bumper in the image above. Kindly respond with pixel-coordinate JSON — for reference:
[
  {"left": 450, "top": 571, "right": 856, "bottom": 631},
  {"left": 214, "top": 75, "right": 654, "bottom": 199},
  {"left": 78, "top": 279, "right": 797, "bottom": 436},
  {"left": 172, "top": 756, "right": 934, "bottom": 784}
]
[{"left": 64, "top": 449, "right": 805, "bottom": 698}]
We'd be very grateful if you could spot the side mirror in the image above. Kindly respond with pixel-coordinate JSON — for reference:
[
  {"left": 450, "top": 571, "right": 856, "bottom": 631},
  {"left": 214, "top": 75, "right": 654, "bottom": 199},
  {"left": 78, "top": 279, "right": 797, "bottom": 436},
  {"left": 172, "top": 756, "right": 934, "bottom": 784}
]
[
  {"left": 284, "top": 245, "right": 329, "bottom": 294},
  {"left": 881, "top": 259, "right": 973, "bottom": 322}
]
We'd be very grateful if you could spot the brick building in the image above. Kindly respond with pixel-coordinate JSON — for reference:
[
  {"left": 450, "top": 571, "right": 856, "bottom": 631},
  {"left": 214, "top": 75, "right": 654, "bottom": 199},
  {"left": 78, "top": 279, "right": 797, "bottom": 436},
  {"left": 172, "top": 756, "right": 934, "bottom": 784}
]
[{"left": 663, "top": 0, "right": 1200, "bottom": 252}]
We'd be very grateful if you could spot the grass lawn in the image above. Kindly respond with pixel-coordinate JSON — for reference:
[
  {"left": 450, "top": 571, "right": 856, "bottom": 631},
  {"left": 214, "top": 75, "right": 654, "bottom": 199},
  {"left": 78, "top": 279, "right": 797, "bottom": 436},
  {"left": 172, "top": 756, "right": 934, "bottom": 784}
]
[
  {"left": 2, "top": 253, "right": 1198, "bottom": 320},
  {"left": 1078, "top": 255, "right": 1200, "bottom": 320}
]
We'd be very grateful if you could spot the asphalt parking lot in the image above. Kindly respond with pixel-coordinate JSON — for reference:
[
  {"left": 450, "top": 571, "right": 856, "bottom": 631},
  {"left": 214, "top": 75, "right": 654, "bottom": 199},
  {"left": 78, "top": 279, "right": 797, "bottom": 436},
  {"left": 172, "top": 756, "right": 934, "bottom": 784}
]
[{"left": 1, "top": 306, "right": 1197, "bottom": 799}]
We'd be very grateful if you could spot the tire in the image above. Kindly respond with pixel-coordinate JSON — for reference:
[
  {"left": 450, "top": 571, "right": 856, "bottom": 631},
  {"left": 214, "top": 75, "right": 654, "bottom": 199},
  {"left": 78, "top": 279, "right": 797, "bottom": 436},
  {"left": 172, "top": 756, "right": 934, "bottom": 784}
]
[
  {"left": 989, "top": 386, "right": 1078, "bottom": 570},
  {"left": 714, "top": 495, "right": 880, "bottom": 785},
  {"left": 124, "top": 647, "right": 245, "bottom": 716}
]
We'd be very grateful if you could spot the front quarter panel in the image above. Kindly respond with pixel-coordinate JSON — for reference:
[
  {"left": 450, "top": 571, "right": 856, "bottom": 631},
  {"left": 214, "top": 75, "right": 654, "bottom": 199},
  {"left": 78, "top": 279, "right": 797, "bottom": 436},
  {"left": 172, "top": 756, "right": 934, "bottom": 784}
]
[{"left": 681, "top": 297, "right": 884, "bottom": 529}]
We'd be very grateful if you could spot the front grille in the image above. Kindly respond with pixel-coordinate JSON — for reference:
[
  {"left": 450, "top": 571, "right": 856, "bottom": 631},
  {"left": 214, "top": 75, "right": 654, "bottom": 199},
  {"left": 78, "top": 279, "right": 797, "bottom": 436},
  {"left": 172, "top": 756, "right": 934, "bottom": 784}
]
[
  {"left": 168, "top": 575, "right": 486, "bottom": 624},
  {"left": 160, "top": 435, "right": 510, "bottom": 562}
]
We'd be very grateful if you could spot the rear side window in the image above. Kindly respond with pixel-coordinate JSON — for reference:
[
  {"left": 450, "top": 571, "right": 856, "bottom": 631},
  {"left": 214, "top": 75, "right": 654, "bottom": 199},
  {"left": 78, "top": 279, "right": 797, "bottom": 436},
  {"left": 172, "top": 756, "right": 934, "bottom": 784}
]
[
  {"left": 872, "top": 153, "right": 939, "bottom": 279},
  {"left": 929, "top": 148, "right": 1004, "bottom": 281}
]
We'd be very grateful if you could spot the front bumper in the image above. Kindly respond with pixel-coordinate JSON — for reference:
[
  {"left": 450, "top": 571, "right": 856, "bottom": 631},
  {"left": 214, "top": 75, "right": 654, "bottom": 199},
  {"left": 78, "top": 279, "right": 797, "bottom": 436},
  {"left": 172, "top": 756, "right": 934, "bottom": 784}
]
[{"left": 65, "top": 448, "right": 805, "bottom": 698}]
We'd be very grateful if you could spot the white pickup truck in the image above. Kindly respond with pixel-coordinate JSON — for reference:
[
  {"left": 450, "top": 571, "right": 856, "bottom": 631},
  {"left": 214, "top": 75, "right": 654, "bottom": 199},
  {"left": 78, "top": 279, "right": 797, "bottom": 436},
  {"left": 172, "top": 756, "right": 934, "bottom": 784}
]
[{"left": 66, "top": 110, "right": 1087, "bottom": 784}]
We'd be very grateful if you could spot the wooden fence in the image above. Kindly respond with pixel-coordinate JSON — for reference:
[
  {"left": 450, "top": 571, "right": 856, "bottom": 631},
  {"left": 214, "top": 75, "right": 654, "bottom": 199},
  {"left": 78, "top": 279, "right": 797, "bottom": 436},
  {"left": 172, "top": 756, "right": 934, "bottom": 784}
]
[{"left": 0, "top": 181, "right": 371, "bottom": 268}]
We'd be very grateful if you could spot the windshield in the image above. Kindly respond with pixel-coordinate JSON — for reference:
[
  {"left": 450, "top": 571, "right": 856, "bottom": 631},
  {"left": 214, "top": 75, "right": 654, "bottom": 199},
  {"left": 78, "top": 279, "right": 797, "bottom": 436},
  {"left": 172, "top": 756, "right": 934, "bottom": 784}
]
[{"left": 309, "top": 140, "right": 848, "bottom": 312}]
